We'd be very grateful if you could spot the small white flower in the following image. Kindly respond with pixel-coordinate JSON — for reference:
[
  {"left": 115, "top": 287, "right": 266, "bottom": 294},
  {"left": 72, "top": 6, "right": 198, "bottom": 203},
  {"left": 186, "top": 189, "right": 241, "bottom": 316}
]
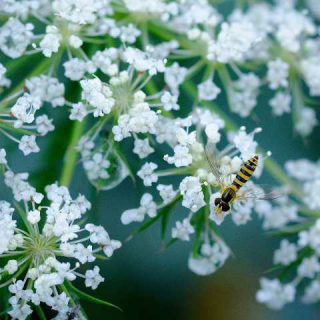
[
  {"left": 298, "top": 256, "right": 320, "bottom": 278},
  {"left": 256, "top": 278, "right": 295, "bottom": 310},
  {"left": 27, "top": 210, "right": 41, "bottom": 224},
  {"left": 213, "top": 21, "right": 258, "bottom": 63},
  {"left": 303, "top": 179, "right": 320, "bottom": 210},
  {"left": 303, "top": 280, "right": 320, "bottom": 303},
  {"left": 160, "top": 91, "right": 179, "bottom": 111},
  {"left": 80, "top": 78, "right": 115, "bottom": 117},
  {"left": 295, "top": 107, "right": 318, "bottom": 137},
  {"left": 64, "top": 58, "right": 89, "bottom": 81},
  {"left": 198, "top": 80, "right": 221, "bottom": 101},
  {"left": 273, "top": 240, "right": 297, "bottom": 266},
  {"left": 4, "top": 260, "right": 18, "bottom": 274},
  {"left": 188, "top": 242, "right": 230, "bottom": 276},
  {"left": 0, "top": 148, "right": 7, "bottom": 164},
  {"left": 103, "top": 240, "right": 122, "bottom": 258},
  {"left": 74, "top": 244, "right": 95, "bottom": 264},
  {"left": 267, "top": 58, "right": 289, "bottom": 90},
  {"left": 164, "top": 62, "right": 187, "bottom": 94},
  {"left": 179, "top": 177, "right": 205, "bottom": 212},
  {"left": 85, "top": 266, "right": 104, "bottom": 290},
  {"left": 205, "top": 123, "right": 221, "bottom": 143},
  {"left": 133, "top": 139, "right": 154, "bottom": 159},
  {"left": 25, "top": 75, "right": 65, "bottom": 107},
  {"left": 11, "top": 93, "right": 42, "bottom": 128},
  {"left": 229, "top": 73, "right": 260, "bottom": 118},
  {"left": 172, "top": 218, "right": 195, "bottom": 241},
  {"left": 39, "top": 25, "right": 60, "bottom": 57},
  {"left": 157, "top": 184, "right": 177, "bottom": 204},
  {"left": 120, "top": 23, "right": 141, "bottom": 43},
  {"left": 69, "top": 35, "right": 83, "bottom": 49},
  {"left": 121, "top": 193, "right": 157, "bottom": 224},
  {"left": 164, "top": 145, "right": 192, "bottom": 167},
  {"left": 270, "top": 92, "right": 291, "bottom": 116},
  {"left": 137, "top": 162, "right": 158, "bottom": 186},
  {"left": 19, "top": 135, "right": 40, "bottom": 156},
  {"left": 35, "top": 115, "right": 54, "bottom": 136},
  {"left": 0, "top": 18, "right": 34, "bottom": 58}
]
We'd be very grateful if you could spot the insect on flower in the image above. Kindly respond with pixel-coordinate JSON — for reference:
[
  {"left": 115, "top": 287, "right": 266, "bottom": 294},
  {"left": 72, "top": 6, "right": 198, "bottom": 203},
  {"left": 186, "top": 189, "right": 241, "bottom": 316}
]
[
  {"left": 67, "top": 305, "right": 80, "bottom": 320},
  {"left": 205, "top": 144, "right": 285, "bottom": 216}
]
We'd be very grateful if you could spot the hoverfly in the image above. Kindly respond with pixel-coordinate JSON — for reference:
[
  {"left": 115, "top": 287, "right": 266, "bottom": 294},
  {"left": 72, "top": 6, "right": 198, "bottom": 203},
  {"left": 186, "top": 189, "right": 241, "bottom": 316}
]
[
  {"left": 67, "top": 305, "right": 80, "bottom": 320},
  {"left": 205, "top": 144, "right": 285, "bottom": 216}
]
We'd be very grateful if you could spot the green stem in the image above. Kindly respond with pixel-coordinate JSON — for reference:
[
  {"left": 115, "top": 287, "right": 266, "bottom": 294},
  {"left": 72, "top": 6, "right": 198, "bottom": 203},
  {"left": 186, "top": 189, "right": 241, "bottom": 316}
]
[
  {"left": 0, "top": 57, "right": 52, "bottom": 109},
  {"left": 34, "top": 306, "right": 46, "bottom": 320},
  {"left": 59, "top": 120, "right": 86, "bottom": 187},
  {"left": 290, "top": 73, "right": 303, "bottom": 125},
  {"left": 59, "top": 283, "right": 88, "bottom": 320}
]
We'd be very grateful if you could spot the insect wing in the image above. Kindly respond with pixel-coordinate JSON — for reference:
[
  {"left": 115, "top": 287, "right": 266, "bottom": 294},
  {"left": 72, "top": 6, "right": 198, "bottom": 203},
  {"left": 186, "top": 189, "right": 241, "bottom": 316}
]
[
  {"left": 236, "top": 184, "right": 286, "bottom": 201},
  {"left": 205, "top": 144, "right": 225, "bottom": 186}
]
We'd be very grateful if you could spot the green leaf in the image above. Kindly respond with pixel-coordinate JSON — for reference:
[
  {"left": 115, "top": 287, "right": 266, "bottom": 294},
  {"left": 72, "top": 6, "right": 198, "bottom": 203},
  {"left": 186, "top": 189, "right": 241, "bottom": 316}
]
[
  {"left": 112, "top": 142, "right": 136, "bottom": 184},
  {"left": 59, "top": 120, "right": 85, "bottom": 187},
  {"left": 160, "top": 238, "right": 178, "bottom": 253},
  {"left": 263, "top": 264, "right": 284, "bottom": 274},
  {"left": 127, "top": 194, "right": 182, "bottom": 241},
  {"left": 0, "top": 121, "right": 35, "bottom": 136},
  {"left": 266, "top": 221, "right": 315, "bottom": 237},
  {"left": 191, "top": 209, "right": 205, "bottom": 259},
  {"left": 34, "top": 305, "right": 47, "bottom": 320},
  {"left": 161, "top": 207, "right": 171, "bottom": 242},
  {"left": 0, "top": 307, "right": 11, "bottom": 317},
  {"left": 93, "top": 253, "right": 108, "bottom": 260},
  {"left": 59, "top": 283, "right": 89, "bottom": 320},
  {"left": 278, "top": 247, "right": 313, "bottom": 281},
  {"left": 1, "top": 57, "right": 52, "bottom": 110},
  {"left": 208, "top": 221, "right": 224, "bottom": 240},
  {"left": 65, "top": 281, "right": 122, "bottom": 311}
]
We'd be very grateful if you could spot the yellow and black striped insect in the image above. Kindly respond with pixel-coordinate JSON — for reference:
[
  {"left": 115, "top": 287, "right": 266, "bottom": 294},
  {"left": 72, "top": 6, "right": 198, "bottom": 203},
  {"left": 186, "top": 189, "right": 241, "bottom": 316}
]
[{"left": 205, "top": 145, "right": 284, "bottom": 216}]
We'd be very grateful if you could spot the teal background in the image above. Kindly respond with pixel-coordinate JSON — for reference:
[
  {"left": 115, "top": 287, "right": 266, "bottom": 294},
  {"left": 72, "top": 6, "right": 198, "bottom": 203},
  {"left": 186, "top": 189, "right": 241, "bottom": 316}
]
[{"left": 1, "top": 0, "right": 320, "bottom": 319}]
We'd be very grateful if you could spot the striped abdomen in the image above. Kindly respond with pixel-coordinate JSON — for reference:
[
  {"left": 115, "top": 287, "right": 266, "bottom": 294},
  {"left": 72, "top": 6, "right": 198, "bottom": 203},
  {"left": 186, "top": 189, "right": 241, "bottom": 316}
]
[{"left": 230, "top": 156, "right": 258, "bottom": 192}]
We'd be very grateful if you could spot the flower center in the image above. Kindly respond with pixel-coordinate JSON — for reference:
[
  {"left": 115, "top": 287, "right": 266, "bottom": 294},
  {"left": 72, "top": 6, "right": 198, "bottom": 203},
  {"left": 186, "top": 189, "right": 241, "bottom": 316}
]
[
  {"left": 26, "top": 235, "right": 57, "bottom": 266},
  {"left": 111, "top": 82, "right": 134, "bottom": 114}
]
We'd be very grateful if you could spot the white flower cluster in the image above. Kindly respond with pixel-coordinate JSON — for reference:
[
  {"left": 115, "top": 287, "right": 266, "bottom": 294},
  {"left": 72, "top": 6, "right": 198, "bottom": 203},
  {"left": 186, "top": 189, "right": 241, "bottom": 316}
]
[
  {"left": 256, "top": 157, "right": 320, "bottom": 310},
  {"left": 1, "top": 0, "right": 320, "bottom": 315},
  {"left": 122, "top": 109, "right": 269, "bottom": 274},
  {"left": 0, "top": 153, "right": 121, "bottom": 319},
  {"left": 188, "top": 241, "right": 230, "bottom": 276}
]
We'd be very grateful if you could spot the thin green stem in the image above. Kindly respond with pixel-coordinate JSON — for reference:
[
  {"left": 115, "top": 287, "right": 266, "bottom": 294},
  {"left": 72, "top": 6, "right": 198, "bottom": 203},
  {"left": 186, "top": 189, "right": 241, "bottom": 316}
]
[
  {"left": 59, "top": 120, "right": 86, "bottom": 187},
  {"left": 0, "top": 57, "right": 52, "bottom": 109}
]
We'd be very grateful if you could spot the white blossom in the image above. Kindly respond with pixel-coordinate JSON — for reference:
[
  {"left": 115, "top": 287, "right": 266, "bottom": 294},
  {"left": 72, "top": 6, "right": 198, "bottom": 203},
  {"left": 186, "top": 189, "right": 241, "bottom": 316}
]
[
  {"left": 270, "top": 92, "right": 291, "bottom": 116},
  {"left": 137, "top": 162, "right": 158, "bottom": 186},
  {"left": 19, "top": 135, "right": 40, "bottom": 156},
  {"left": 273, "top": 240, "right": 297, "bottom": 266},
  {"left": 256, "top": 278, "right": 295, "bottom": 310},
  {"left": 172, "top": 218, "right": 194, "bottom": 241},
  {"left": 121, "top": 193, "right": 157, "bottom": 224},
  {"left": 133, "top": 139, "right": 154, "bottom": 159},
  {"left": 267, "top": 59, "right": 289, "bottom": 90},
  {"left": 198, "top": 80, "right": 221, "bottom": 101}
]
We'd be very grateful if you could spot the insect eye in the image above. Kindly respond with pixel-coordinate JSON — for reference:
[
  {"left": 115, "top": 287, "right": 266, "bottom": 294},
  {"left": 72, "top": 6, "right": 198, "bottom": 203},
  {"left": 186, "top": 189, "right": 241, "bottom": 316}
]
[
  {"left": 221, "top": 202, "right": 230, "bottom": 212},
  {"left": 215, "top": 198, "right": 222, "bottom": 206}
]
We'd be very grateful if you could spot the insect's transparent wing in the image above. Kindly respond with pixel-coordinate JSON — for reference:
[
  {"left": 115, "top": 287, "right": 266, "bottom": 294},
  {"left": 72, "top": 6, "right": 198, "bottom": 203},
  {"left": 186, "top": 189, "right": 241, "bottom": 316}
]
[
  {"left": 205, "top": 143, "right": 224, "bottom": 185},
  {"left": 236, "top": 184, "right": 286, "bottom": 201}
]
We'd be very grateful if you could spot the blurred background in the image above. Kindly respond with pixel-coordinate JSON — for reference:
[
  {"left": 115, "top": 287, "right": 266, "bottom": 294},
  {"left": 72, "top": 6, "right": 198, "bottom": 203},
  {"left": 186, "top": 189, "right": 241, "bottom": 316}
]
[{"left": 1, "top": 0, "right": 320, "bottom": 319}]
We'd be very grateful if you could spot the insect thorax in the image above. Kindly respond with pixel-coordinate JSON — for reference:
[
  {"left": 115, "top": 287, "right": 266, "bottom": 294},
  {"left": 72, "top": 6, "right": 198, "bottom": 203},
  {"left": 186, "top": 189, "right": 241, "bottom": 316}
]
[{"left": 221, "top": 188, "right": 236, "bottom": 203}]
